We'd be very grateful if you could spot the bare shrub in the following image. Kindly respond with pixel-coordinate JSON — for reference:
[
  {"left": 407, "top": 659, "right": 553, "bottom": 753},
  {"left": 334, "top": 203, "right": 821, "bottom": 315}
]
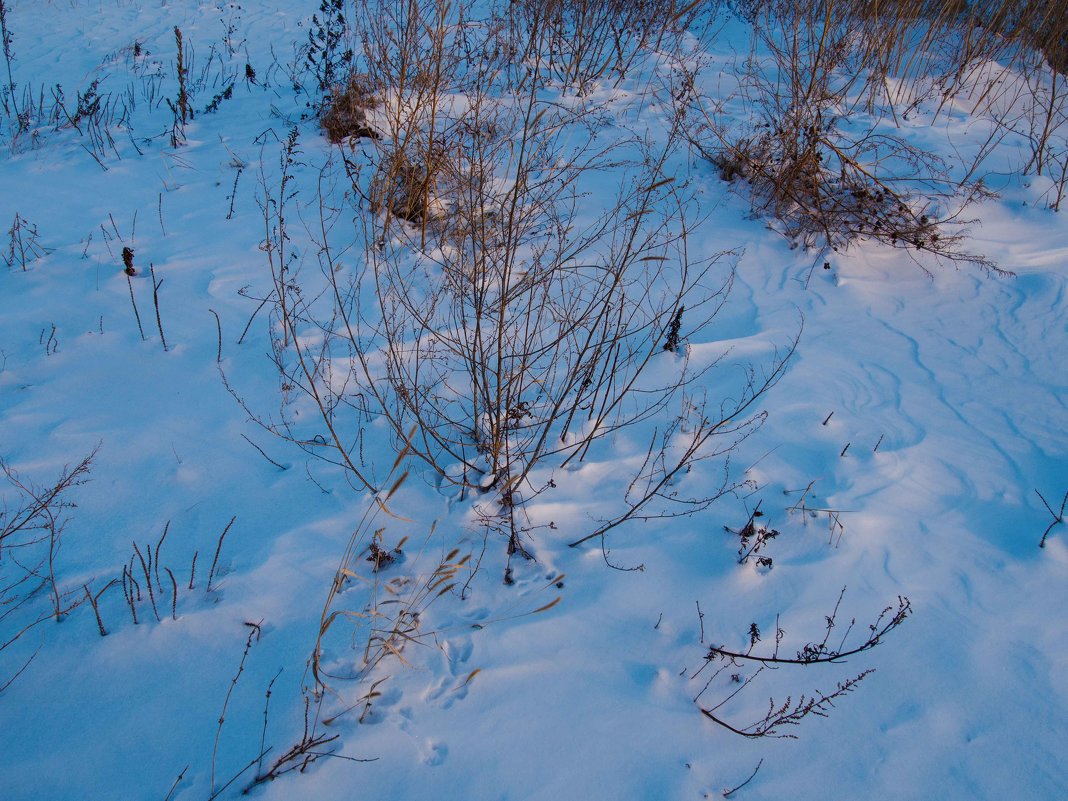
[
  {"left": 705, "top": 117, "right": 991, "bottom": 265},
  {"left": 680, "top": 0, "right": 1000, "bottom": 271},
  {"left": 248, "top": 0, "right": 793, "bottom": 574},
  {"left": 506, "top": 0, "right": 707, "bottom": 93},
  {"left": 723, "top": 0, "right": 1068, "bottom": 213},
  {"left": 344, "top": 114, "right": 780, "bottom": 563}
]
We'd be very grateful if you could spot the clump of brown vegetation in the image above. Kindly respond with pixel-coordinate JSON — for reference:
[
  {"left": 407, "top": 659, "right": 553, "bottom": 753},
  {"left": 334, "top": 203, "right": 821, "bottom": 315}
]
[
  {"left": 680, "top": 0, "right": 1068, "bottom": 266},
  {"left": 705, "top": 117, "right": 991, "bottom": 267},
  {"left": 320, "top": 72, "right": 379, "bottom": 143},
  {"left": 369, "top": 147, "right": 448, "bottom": 223}
]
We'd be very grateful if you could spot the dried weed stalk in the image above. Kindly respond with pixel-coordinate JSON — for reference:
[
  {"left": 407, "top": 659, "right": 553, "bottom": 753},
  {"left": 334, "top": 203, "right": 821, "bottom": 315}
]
[
  {"left": 4, "top": 213, "right": 52, "bottom": 271},
  {"left": 693, "top": 588, "right": 910, "bottom": 738},
  {"left": 1, "top": 447, "right": 98, "bottom": 690}
]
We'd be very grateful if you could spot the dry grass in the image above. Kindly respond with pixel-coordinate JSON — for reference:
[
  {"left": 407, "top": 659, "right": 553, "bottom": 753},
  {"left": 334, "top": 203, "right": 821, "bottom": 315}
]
[
  {"left": 1, "top": 447, "right": 98, "bottom": 691},
  {"left": 677, "top": 0, "right": 1068, "bottom": 265},
  {"left": 368, "top": 145, "right": 449, "bottom": 223},
  {"left": 320, "top": 72, "right": 379, "bottom": 143}
]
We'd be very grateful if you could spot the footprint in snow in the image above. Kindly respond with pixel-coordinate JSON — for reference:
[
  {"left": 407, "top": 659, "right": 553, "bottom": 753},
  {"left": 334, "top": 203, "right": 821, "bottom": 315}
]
[
  {"left": 421, "top": 740, "right": 448, "bottom": 766},
  {"left": 420, "top": 636, "right": 478, "bottom": 709},
  {"left": 424, "top": 651, "right": 477, "bottom": 709},
  {"left": 443, "top": 637, "right": 474, "bottom": 676},
  {"left": 359, "top": 685, "right": 402, "bottom": 725}
]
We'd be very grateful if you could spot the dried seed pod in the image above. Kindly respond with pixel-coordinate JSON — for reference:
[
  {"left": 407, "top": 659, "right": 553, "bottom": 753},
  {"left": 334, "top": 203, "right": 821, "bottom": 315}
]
[{"left": 122, "top": 246, "right": 136, "bottom": 276}]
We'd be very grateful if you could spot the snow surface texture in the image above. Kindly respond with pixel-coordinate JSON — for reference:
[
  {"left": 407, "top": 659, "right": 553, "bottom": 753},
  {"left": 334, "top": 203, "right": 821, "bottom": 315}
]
[{"left": 0, "top": 2, "right": 1066, "bottom": 799}]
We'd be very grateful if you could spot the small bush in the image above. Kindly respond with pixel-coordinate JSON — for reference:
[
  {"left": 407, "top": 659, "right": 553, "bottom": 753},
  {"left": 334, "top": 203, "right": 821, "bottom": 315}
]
[
  {"left": 682, "top": 0, "right": 1000, "bottom": 270},
  {"left": 709, "top": 121, "right": 977, "bottom": 260},
  {"left": 320, "top": 72, "right": 379, "bottom": 143},
  {"left": 369, "top": 146, "right": 448, "bottom": 223}
]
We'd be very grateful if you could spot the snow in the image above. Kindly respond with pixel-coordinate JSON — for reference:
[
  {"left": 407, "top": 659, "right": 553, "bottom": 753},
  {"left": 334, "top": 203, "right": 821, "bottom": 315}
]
[{"left": 1, "top": 1, "right": 1066, "bottom": 799}]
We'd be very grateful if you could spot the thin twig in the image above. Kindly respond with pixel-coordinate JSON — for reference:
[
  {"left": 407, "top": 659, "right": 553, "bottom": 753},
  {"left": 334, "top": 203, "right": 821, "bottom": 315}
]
[
  {"left": 236, "top": 295, "right": 270, "bottom": 345},
  {"left": 241, "top": 434, "right": 287, "bottom": 471},
  {"left": 258, "top": 668, "right": 284, "bottom": 776},
  {"left": 154, "top": 521, "right": 169, "bottom": 594},
  {"left": 723, "top": 758, "right": 763, "bottom": 798},
  {"left": 207, "top": 516, "right": 237, "bottom": 592},
  {"left": 0, "top": 647, "right": 41, "bottom": 694},
  {"left": 210, "top": 749, "right": 271, "bottom": 801},
  {"left": 132, "top": 542, "right": 160, "bottom": 622},
  {"left": 209, "top": 308, "right": 223, "bottom": 363},
  {"left": 188, "top": 549, "right": 198, "bottom": 590},
  {"left": 165, "top": 567, "right": 178, "bottom": 620},
  {"left": 84, "top": 583, "right": 107, "bottom": 636},
  {"left": 122, "top": 565, "right": 138, "bottom": 624},
  {"left": 211, "top": 621, "right": 262, "bottom": 795},
  {"left": 162, "top": 765, "right": 187, "bottom": 801},
  {"left": 150, "top": 263, "right": 168, "bottom": 351},
  {"left": 1037, "top": 488, "right": 1067, "bottom": 548},
  {"left": 126, "top": 273, "right": 146, "bottom": 341},
  {"left": 227, "top": 167, "right": 243, "bottom": 220}
]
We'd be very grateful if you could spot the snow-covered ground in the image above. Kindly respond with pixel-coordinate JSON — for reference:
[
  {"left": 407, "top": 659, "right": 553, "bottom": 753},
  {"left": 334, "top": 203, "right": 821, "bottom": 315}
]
[{"left": 1, "top": 2, "right": 1066, "bottom": 799}]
